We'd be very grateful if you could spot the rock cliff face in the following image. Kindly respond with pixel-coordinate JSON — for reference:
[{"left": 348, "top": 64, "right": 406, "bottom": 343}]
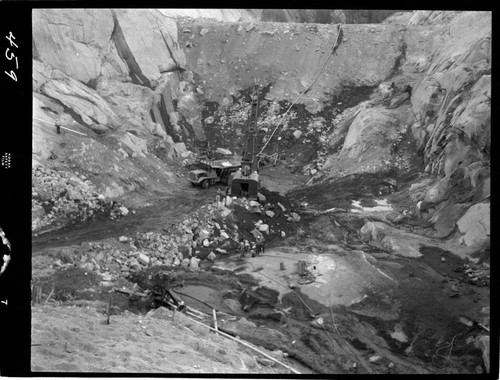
[
  {"left": 32, "top": 9, "right": 191, "bottom": 233},
  {"left": 408, "top": 12, "right": 491, "bottom": 250},
  {"left": 260, "top": 9, "right": 402, "bottom": 24},
  {"left": 177, "top": 19, "right": 409, "bottom": 111},
  {"left": 162, "top": 9, "right": 402, "bottom": 24},
  {"left": 32, "top": 9, "right": 490, "bottom": 252}
]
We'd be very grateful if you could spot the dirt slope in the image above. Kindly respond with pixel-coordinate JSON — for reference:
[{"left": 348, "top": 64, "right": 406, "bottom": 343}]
[{"left": 31, "top": 304, "right": 305, "bottom": 374}]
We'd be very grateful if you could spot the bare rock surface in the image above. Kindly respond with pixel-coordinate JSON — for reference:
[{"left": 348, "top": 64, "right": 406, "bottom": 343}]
[
  {"left": 457, "top": 203, "right": 490, "bottom": 247},
  {"left": 32, "top": 9, "right": 117, "bottom": 83},
  {"left": 112, "top": 9, "right": 185, "bottom": 84},
  {"left": 178, "top": 18, "right": 409, "bottom": 111}
]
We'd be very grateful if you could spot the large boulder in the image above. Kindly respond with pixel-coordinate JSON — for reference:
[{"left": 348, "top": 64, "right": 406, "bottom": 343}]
[
  {"left": 457, "top": 202, "right": 490, "bottom": 247},
  {"left": 198, "top": 229, "right": 210, "bottom": 241},
  {"left": 429, "top": 202, "right": 470, "bottom": 237},
  {"left": 190, "top": 257, "right": 200, "bottom": 271},
  {"left": 341, "top": 107, "right": 399, "bottom": 159},
  {"left": 322, "top": 106, "right": 414, "bottom": 178}
]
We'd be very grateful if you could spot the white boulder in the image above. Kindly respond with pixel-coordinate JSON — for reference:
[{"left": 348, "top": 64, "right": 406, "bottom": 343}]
[
  {"left": 137, "top": 252, "right": 150, "bottom": 266},
  {"left": 258, "top": 224, "right": 270, "bottom": 234},
  {"left": 265, "top": 210, "right": 275, "bottom": 218},
  {"left": 190, "top": 257, "right": 200, "bottom": 271},
  {"left": 457, "top": 203, "right": 490, "bottom": 246},
  {"left": 207, "top": 252, "right": 216, "bottom": 261},
  {"left": 199, "top": 229, "right": 210, "bottom": 240},
  {"left": 216, "top": 147, "right": 232, "bottom": 155}
]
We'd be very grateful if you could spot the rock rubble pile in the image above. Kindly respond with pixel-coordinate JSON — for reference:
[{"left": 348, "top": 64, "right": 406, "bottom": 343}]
[
  {"left": 50, "top": 193, "right": 300, "bottom": 284},
  {"left": 32, "top": 165, "right": 129, "bottom": 234}
]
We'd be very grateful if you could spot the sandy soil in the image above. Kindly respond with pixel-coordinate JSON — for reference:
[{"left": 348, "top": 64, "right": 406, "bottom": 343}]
[{"left": 31, "top": 303, "right": 301, "bottom": 374}]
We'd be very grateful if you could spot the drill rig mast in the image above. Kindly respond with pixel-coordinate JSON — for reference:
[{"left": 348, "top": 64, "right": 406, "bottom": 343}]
[{"left": 229, "top": 85, "right": 260, "bottom": 200}]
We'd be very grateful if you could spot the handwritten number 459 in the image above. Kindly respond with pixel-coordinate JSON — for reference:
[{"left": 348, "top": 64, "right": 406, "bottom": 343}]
[{"left": 4, "top": 32, "right": 18, "bottom": 82}]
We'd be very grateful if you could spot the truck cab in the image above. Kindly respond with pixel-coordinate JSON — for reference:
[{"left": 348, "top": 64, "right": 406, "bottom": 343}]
[
  {"left": 188, "top": 159, "right": 240, "bottom": 189},
  {"left": 188, "top": 168, "right": 214, "bottom": 189}
]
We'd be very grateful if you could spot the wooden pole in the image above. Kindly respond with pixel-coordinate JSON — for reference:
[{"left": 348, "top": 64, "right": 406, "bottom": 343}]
[
  {"left": 44, "top": 287, "right": 54, "bottom": 304},
  {"left": 212, "top": 309, "right": 218, "bottom": 335}
]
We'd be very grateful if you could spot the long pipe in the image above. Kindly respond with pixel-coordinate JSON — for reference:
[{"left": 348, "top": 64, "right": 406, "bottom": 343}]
[
  {"left": 183, "top": 313, "right": 301, "bottom": 374},
  {"left": 157, "top": 285, "right": 301, "bottom": 373},
  {"left": 33, "top": 117, "right": 88, "bottom": 137}
]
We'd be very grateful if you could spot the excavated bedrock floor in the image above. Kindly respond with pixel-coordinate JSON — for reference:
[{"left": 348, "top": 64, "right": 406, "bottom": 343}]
[{"left": 31, "top": 169, "right": 489, "bottom": 375}]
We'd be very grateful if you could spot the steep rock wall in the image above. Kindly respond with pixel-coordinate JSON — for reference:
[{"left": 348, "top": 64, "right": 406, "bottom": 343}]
[
  {"left": 32, "top": 9, "right": 120, "bottom": 84},
  {"left": 162, "top": 9, "right": 402, "bottom": 24},
  {"left": 409, "top": 12, "right": 491, "bottom": 249},
  {"left": 317, "top": 11, "right": 491, "bottom": 250},
  {"left": 32, "top": 9, "right": 192, "bottom": 233},
  {"left": 32, "top": 9, "right": 184, "bottom": 85},
  {"left": 411, "top": 12, "right": 491, "bottom": 175},
  {"left": 159, "top": 9, "right": 261, "bottom": 23},
  {"left": 32, "top": 8, "right": 195, "bottom": 150},
  {"left": 178, "top": 19, "right": 412, "bottom": 112},
  {"left": 32, "top": 8, "right": 191, "bottom": 138},
  {"left": 111, "top": 9, "right": 185, "bottom": 85}
]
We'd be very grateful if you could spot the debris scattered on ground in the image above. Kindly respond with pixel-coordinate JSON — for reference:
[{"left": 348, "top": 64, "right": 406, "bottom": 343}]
[{"left": 32, "top": 165, "right": 129, "bottom": 233}]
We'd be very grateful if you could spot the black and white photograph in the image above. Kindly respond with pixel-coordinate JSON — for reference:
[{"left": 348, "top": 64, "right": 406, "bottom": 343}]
[{"left": 3, "top": 7, "right": 496, "bottom": 376}]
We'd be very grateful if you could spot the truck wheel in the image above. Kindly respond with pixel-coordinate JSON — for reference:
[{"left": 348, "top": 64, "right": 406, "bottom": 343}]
[{"left": 202, "top": 180, "right": 209, "bottom": 189}]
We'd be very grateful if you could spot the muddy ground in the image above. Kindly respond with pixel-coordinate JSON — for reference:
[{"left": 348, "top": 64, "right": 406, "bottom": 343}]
[{"left": 31, "top": 164, "right": 490, "bottom": 375}]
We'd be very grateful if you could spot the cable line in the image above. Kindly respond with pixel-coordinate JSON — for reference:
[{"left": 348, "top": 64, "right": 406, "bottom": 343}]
[{"left": 258, "top": 24, "right": 344, "bottom": 157}]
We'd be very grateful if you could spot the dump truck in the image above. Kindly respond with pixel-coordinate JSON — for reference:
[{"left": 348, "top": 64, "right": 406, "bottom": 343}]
[{"left": 188, "top": 159, "right": 241, "bottom": 189}]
